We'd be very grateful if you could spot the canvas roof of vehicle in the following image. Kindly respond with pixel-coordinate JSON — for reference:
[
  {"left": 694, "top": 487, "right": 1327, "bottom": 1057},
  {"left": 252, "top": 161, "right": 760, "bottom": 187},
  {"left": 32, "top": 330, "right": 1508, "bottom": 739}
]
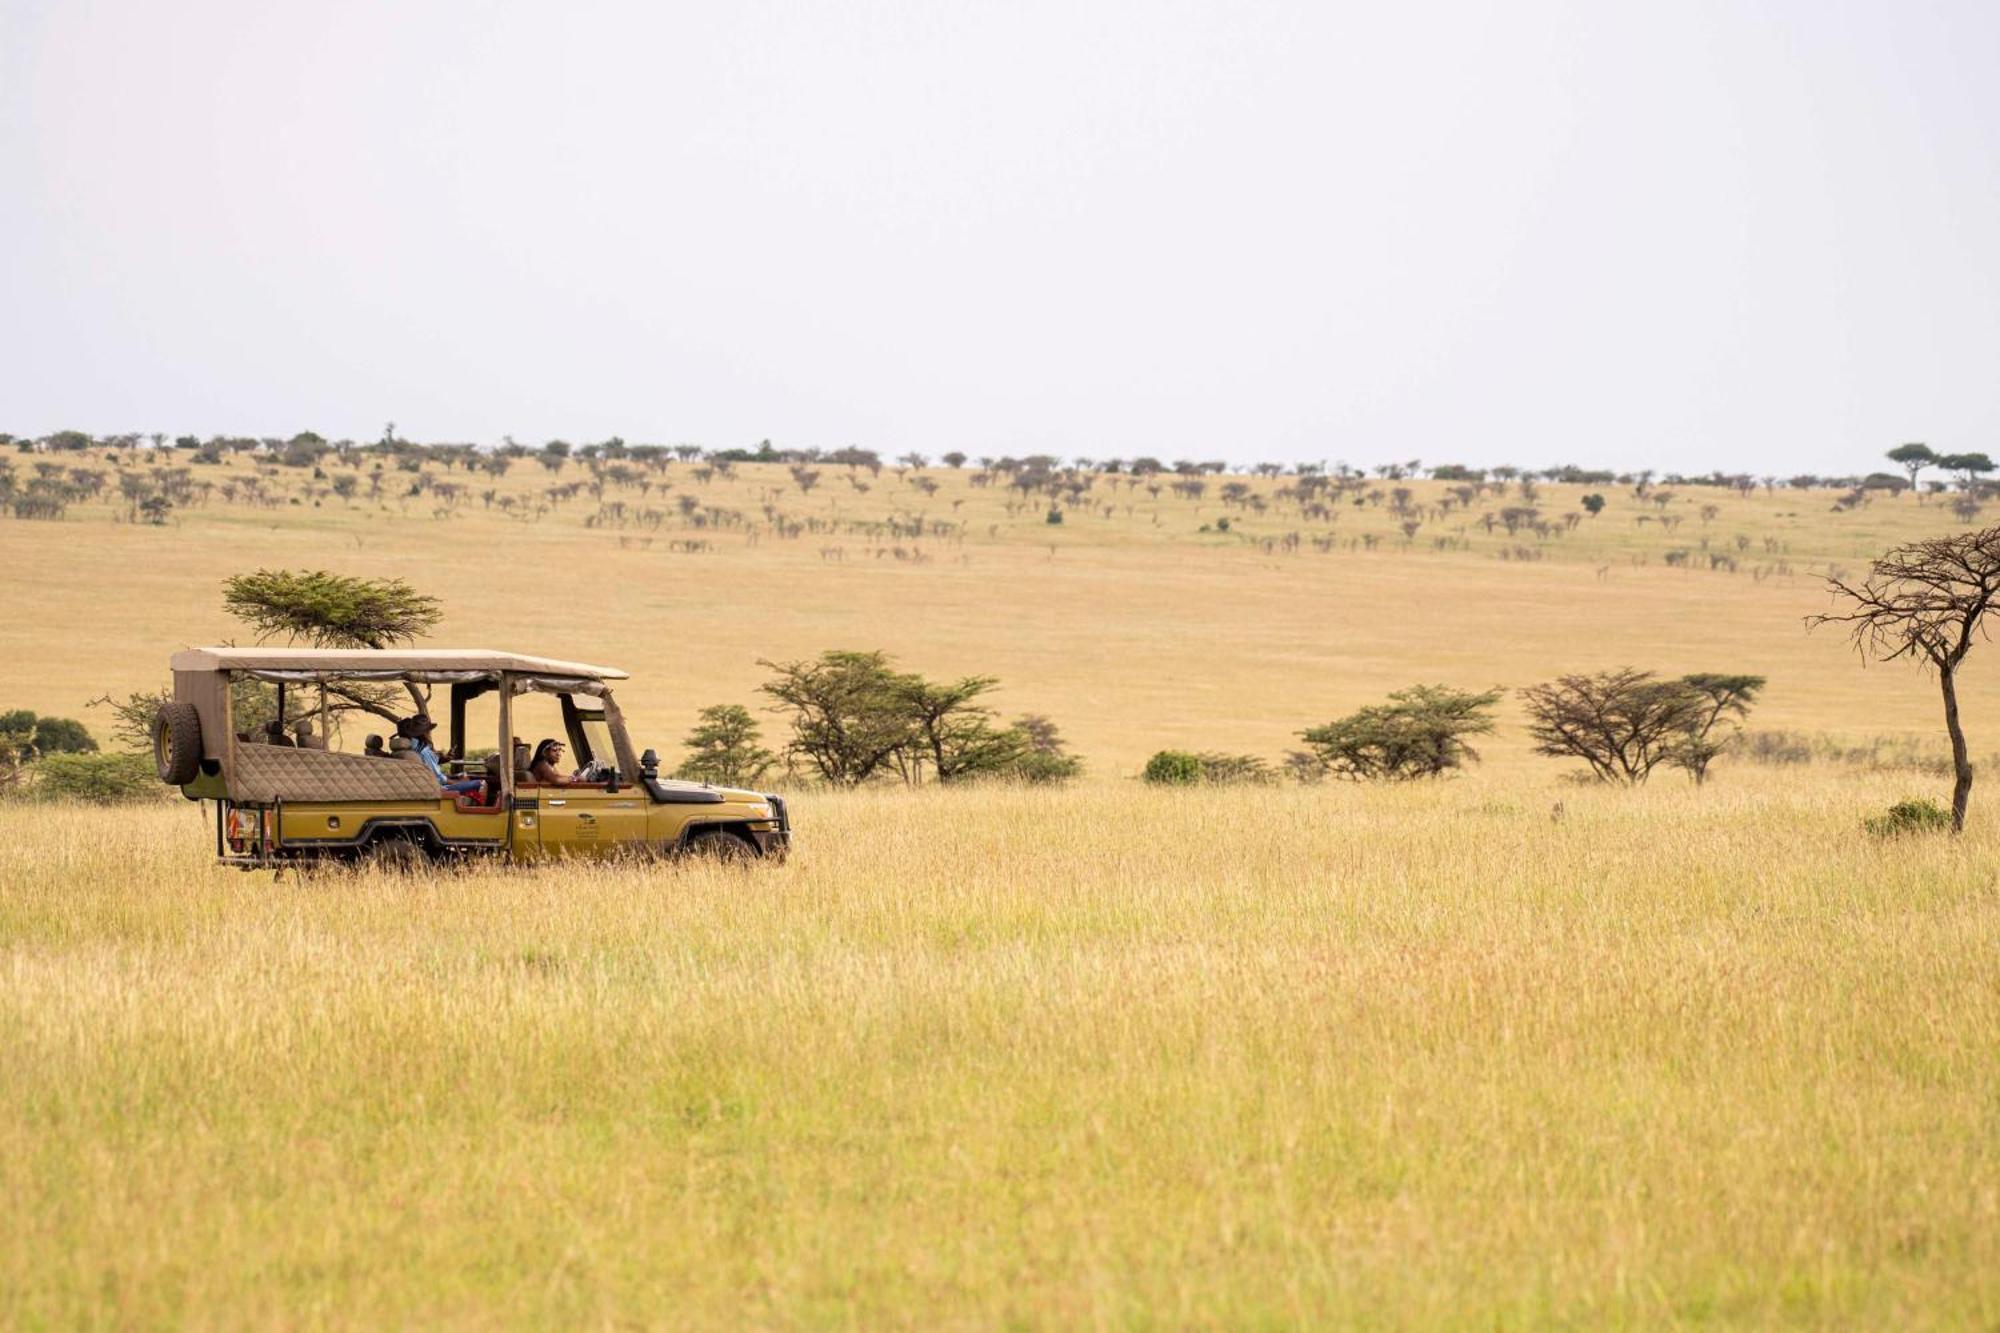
[{"left": 169, "top": 647, "right": 628, "bottom": 679}]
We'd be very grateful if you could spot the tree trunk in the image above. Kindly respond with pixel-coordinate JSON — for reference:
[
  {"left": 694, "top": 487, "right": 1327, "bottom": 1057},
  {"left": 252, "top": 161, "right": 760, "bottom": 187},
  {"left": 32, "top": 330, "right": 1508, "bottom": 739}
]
[{"left": 1941, "top": 664, "right": 1973, "bottom": 832}]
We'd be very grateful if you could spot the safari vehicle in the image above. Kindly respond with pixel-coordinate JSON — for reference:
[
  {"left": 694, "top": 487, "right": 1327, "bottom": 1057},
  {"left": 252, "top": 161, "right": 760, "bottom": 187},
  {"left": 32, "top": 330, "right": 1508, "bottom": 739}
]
[{"left": 151, "top": 648, "right": 790, "bottom": 868}]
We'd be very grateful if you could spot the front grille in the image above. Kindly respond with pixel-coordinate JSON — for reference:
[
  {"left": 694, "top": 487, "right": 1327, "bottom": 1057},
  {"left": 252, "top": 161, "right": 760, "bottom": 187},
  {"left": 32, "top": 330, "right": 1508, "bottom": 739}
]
[{"left": 767, "top": 794, "right": 790, "bottom": 835}]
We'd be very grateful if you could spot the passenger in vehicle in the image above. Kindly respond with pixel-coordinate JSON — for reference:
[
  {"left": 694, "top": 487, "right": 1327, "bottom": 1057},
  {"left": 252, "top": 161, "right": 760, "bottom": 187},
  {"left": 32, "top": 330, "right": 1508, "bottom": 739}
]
[
  {"left": 262, "top": 719, "right": 295, "bottom": 747},
  {"left": 292, "top": 720, "right": 327, "bottom": 750},
  {"left": 404, "top": 715, "right": 483, "bottom": 795},
  {"left": 364, "top": 735, "right": 387, "bottom": 758},
  {"left": 526, "top": 738, "right": 576, "bottom": 786}
]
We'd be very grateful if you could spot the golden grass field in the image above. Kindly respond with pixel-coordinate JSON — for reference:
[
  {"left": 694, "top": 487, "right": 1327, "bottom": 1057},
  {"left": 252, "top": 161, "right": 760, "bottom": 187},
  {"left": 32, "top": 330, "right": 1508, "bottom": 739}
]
[{"left": 2, "top": 451, "right": 1998, "bottom": 1326}]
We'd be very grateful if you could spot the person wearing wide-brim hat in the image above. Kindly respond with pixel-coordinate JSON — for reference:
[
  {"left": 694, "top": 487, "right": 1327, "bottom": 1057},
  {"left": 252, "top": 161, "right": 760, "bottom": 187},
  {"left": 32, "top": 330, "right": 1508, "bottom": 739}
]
[{"left": 402, "top": 714, "right": 482, "bottom": 795}]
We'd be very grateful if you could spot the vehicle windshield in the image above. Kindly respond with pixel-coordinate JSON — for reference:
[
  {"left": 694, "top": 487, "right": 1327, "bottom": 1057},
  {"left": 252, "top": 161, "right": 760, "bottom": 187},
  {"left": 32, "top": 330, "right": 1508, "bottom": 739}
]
[{"left": 576, "top": 709, "right": 617, "bottom": 772}]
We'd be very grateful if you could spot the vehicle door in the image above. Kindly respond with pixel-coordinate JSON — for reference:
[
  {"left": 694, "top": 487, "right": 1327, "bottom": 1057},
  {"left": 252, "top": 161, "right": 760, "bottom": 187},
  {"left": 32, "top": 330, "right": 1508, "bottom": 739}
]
[
  {"left": 536, "top": 695, "right": 649, "bottom": 854},
  {"left": 537, "top": 784, "right": 648, "bottom": 855}
]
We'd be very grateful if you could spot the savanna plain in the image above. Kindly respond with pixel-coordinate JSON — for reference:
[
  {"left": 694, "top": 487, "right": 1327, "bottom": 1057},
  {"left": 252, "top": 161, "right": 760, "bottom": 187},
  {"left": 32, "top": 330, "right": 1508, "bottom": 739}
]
[{"left": 1, "top": 452, "right": 1996, "bottom": 1327}]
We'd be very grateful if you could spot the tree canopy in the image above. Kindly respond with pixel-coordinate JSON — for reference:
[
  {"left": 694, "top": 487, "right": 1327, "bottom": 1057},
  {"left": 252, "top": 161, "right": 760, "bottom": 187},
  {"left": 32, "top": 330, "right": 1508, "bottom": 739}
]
[
  {"left": 1520, "top": 669, "right": 1707, "bottom": 785},
  {"left": 673, "top": 705, "right": 777, "bottom": 789},
  {"left": 1297, "top": 685, "right": 1502, "bottom": 782},
  {"left": 757, "top": 650, "right": 1076, "bottom": 786},
  {"left": 222, "top": 570, "right": 441, "bottom": 649}
]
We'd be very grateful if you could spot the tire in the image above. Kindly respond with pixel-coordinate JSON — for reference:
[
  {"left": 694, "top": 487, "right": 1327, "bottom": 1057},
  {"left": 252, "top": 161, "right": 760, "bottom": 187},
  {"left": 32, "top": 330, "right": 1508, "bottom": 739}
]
[
  {"left": 151, "top": 702, "right": 203, "bottom": 785},
  {"left": 687, "top": 828, "right": 756, "bottom": 863},
  {"left": 362, "top": 837, "right": 431, "bottom": 874}
]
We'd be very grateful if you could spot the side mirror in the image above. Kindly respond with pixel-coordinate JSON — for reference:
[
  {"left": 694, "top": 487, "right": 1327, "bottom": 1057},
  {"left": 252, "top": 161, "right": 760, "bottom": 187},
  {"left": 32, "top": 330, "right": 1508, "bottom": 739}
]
[{"left": 640, "top": 748, "right": 659, "bottom": 776}]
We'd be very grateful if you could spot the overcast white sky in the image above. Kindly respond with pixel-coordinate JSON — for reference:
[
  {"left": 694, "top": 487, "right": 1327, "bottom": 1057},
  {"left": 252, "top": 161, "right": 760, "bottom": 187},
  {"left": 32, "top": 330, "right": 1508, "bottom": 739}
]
[{"left": 3, "top": 1, "right": 1995, "bottom": 473}]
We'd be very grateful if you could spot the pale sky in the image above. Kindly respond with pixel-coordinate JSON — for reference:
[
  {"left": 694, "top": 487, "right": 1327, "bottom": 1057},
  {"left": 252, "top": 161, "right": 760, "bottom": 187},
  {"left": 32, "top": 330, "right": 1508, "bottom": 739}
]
[{"left": 3, "top": 1, "right": 1996, "bottom": 474}]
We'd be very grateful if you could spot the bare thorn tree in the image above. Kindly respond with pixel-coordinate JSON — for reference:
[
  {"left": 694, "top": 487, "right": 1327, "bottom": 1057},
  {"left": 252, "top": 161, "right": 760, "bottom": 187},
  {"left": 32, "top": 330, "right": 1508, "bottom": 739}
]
[{"left": 1807, "top": 526, "right": 2000, "bottom": 831}]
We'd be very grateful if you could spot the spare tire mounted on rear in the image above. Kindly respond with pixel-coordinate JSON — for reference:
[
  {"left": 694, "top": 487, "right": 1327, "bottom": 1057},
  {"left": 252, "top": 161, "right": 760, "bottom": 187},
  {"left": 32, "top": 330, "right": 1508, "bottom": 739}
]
[{"left": 152, "top": 701, "right": 203, "bottom": 785}]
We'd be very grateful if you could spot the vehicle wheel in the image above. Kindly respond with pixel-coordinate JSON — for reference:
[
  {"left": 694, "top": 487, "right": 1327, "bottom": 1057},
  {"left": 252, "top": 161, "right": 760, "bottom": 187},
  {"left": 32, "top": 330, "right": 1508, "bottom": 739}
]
[
  {"left": 151, "top": 702, "right": 203, "bottom": 785},
  {"left": 362, "top": 837, "right": 431, "bottom": 874},
  {"left": 687, "top": 829, "right": 755, "bottom": 863}
]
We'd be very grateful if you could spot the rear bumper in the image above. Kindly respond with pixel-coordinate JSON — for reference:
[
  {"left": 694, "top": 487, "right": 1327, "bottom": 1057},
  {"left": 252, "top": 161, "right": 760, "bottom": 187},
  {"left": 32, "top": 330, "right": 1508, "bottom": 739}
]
[{"left": 218, "top": 853, "right": 289, "bottom": 871}]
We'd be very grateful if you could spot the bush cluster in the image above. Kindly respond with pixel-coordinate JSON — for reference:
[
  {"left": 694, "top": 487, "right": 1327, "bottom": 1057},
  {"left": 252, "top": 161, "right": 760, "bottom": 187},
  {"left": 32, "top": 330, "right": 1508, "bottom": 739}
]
[
  {"left": 1141, "top": 751, "right": 1274, "bottom": 786},
  {"left": 1146, "top": 671, "right": 1767, "bottom": 788},
  {"left": 26, "top": 753, "right": 157, "bottom": 804},
  {"left": 0, "top": 712, "right": 157, "bottom": 804},
  {"left": 1864, "top": 798, "right": 1953, "bottom": 837}
]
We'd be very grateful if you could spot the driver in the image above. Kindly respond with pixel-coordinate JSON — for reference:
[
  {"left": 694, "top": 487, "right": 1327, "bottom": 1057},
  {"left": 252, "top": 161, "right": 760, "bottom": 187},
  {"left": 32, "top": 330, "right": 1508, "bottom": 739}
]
[{"left": 526, "top": 737, "right": 579, "bottom": 786}]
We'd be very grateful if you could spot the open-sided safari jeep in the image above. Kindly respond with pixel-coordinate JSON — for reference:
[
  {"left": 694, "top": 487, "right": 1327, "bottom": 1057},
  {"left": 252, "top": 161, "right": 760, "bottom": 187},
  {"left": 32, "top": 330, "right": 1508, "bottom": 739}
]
[{"left": 152, "top": 648, "right": 789, "bottom": 868}]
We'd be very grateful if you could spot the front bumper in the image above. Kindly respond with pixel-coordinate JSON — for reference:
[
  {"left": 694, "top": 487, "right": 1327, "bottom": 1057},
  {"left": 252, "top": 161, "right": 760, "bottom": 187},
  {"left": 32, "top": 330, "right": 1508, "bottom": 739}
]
[{"left": 757, "top": 793, "right": 793, "bottom": 860}]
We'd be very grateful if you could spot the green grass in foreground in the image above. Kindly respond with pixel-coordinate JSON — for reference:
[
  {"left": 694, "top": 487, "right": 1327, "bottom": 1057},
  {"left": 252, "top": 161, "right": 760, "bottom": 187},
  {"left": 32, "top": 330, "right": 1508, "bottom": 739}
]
[{"left": 2, "top": 776, "right": 1996, "bottom": 1328}]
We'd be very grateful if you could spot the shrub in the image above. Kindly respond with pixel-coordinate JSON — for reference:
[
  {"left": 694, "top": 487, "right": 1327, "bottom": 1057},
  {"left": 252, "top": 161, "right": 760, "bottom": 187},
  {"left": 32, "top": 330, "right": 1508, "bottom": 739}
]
[
  {"left": 1194, "top": 752, "right": 1276, "bottom": 784},
  {"left": 0, "top": 710, "right": 98, "bottom": 762},
  {"left": 1740, "top": 729, "right": 1813, "bottom": 765},
  {"left": 1010, "top": 748, "right": 1083, "bottom": 784},
  {"left": 999, "top": 715, "right": 1081, "bottom": 785},
  {"left": 30, "top": 715, "right": 96, "bottom": 754},
  {"left": 1143, "top": 750, "right": 1203, "bottom": 785},
  {"left": 1142, "top": 750, "right": 1272, "bottom": 785},
  {"left": 26, "top": 753, "right": 157, "bottom": 804},
  {"left": 1864, "top": 798, "right": 1953, "bottom": 837}
]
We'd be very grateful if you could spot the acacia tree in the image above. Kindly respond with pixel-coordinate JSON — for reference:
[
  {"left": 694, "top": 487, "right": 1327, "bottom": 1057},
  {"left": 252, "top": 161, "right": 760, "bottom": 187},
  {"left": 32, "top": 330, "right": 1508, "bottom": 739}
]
[
  {"left": 222, "top": 570, "right": 441, "bottom": 648},
  {"left": 757, "top": 650, "right": 915, "bottom": 784},
  {"left": 1520, "top": 669, "right": 1706, "bottom": 785},
  {"left": 1938, "top": 452, "right": 1996, "bottom": 492},
  {"left": 1297, "top": 684, "right": 1502, "bottom": 781},
  {"left": 893, "top": 674, "right": 1027, "bottom": 784},
  {"left": 1808, "top": 526, "right": 2000, "bottom": 831},
  {"left": 1669, "top": 674, "right": 1766, "bottom": 785},
  {"left": 1886, "top": 442, "right": 1937, "bottom": 495},
  {"left": 673, "top": 704, "right": 776, "bottom": 788},
  {"left": 757, "top": 651, "right": 1075, "bottom": 785},
  {"left": 221, "top": 569, "right": 442, "bottom": 718}
]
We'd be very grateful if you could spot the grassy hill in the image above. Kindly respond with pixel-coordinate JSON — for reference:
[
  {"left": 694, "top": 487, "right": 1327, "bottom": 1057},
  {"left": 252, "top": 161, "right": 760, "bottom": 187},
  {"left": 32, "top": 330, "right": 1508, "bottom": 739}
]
[
  {"left": 2, "top": 446, "right": 1996, "bottom": 1327},
  {"left": 0, "top": 449, "right": 1988, "bottom": 775}
]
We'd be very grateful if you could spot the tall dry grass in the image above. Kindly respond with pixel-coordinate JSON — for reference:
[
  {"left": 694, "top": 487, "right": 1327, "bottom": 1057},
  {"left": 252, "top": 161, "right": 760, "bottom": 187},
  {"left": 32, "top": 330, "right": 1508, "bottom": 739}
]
[{"left": 4, "top": 772, "right": 1995, "bottom": 1327}]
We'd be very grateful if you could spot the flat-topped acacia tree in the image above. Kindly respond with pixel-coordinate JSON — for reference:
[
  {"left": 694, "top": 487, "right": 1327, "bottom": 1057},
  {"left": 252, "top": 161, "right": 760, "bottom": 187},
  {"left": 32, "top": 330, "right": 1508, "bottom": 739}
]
[
  {"left": 1809, "top": 525, "right": 2000, "bottom": 831},
  {"left": 221, "top": 570, "right": 442, "bottom": 717},
  {"left": 222, "top": 570, "right": 441, "bottom": 649}
]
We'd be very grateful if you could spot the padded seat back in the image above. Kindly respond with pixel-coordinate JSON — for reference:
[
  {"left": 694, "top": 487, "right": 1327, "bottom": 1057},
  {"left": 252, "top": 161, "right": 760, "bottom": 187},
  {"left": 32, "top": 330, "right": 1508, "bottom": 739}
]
[{"left": 229, "top": 745, "right": 441, "bottom": 803}]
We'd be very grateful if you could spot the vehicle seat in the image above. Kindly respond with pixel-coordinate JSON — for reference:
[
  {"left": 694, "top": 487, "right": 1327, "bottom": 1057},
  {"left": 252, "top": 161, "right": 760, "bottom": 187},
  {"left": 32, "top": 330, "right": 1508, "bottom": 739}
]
[{"left": 454, "top": 754, "right": 506, "bottom": 812}]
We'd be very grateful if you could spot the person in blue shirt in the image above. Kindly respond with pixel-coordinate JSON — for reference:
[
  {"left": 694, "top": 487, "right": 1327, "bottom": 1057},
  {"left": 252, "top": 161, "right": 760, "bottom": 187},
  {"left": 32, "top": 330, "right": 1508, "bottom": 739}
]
[{"left": 403, "top": 715, "right": 484, "bottom": 796}]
